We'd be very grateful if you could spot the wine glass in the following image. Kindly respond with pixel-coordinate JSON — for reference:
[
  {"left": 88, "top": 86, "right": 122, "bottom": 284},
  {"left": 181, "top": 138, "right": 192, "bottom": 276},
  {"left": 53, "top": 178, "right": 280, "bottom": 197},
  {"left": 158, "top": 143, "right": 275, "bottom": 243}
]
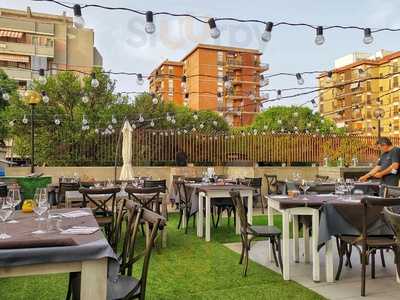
[
  {"left": 32, "top": 200, "right": 49, "bottom": 234},
  {"left": 6, "top": 188, "right": 22, "bottom": 224},
  {"left": 33, "top": 189, "right": 49, "bottom": 222},
  {"left": 0, "top": 203, "right": 12, "bottom": 239},
  {"left": 300, "top": 180, "right": 310, "bottom": 200}
]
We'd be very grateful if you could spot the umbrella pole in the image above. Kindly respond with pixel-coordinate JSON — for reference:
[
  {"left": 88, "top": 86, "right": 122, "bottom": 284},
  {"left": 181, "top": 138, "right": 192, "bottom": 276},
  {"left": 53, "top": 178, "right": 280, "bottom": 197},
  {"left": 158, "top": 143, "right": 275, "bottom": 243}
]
[{"left": 114, "top": 118, "right": 128, "bottom": 183}]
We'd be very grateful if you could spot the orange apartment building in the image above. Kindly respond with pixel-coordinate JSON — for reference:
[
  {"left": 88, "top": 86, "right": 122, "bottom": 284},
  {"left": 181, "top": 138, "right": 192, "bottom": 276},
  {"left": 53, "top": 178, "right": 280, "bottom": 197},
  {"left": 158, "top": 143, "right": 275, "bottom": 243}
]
[{"left": 148, "top": 44, "right": 268, "bottom": 126}]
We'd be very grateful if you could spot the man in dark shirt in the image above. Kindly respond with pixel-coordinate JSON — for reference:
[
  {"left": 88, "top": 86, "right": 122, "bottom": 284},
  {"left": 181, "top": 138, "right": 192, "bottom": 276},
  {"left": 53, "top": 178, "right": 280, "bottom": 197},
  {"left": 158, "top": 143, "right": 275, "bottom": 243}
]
[
  {"left": 175, "top": 148, "right": 188, "bottom": 167},
  {"left": 359, "top": 137, "right": 400, "bottom": 186}
]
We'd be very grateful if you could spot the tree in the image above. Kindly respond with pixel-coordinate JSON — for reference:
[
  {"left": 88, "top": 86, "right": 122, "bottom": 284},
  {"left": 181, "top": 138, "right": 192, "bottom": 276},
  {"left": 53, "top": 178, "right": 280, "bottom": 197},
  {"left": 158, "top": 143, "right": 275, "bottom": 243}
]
[
  {"left": 250, "top": 106, "right": 343, "bottom": 134},
  {"left": 0, "top": 70, "right": 19, "bottom": 146}
]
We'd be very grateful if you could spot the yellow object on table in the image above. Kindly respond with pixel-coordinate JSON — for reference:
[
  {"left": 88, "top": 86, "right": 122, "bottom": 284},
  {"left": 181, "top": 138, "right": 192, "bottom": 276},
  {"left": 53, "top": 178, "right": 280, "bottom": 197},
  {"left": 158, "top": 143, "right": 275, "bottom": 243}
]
[{"left": 22, "top": 200, "right": 34, "bottom": 213}]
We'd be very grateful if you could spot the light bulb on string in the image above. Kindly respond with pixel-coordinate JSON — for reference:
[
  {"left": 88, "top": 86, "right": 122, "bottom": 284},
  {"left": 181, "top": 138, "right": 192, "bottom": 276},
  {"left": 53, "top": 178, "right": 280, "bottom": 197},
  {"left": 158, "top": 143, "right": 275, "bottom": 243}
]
[
  {"left": 223, "top": 76, "right": 232, "bottom": 89},
  {"left": 171, "top": 118, "right": 176, "bottom": 125},
  {"left": 199, "top": 123, "right": 204, "bottom": 129},
  {"left": 213, "top": 120, "right": 218, "bottom": 127},
  {"left": 192, "top": 127, "right": 197, "bottom": 132},
  {"left": 261, "top": 22, "right": 273, "bottom": 42},
  {"left": 54, "top": 117, "right": 61, "bottom": 125},
  {"left": 108, "top": 124, "right": 113, "bottom": 130},
  {"left": 136, "top": 73, "right": 144, "bottom": 85},
  {"left": 208, "top": 18, "right": 220, "bottom": 39},
  {"left": 150, "top": 120, "right": 155, "bottom": 127},
  {"left": 82, "top": 95, "right": 89, "bottom": 104},
  {"left": 277, "top": 119, "right": 282, "bottom": 125},
  {"left": 90, "top": 73, "right": 99, "bottom": 88},
  {"left": 166, "top": 113, "right": 172, "bottom": 122},
  {"left": 181, "top": 76, "right": 187, "bottom": 89},
  {"left": 2, "top": 91, "right": 10, "bottom": 101},
  {"left": 277, "top": 90, "right": 282, "bottom": 99},
  {"left": 193, "top": 113, "right": 198, "bottom": 120},
  {"left": 145, "top": 11, "right": 156, "bottom": 34},
  {"left": 111, "top": 115, "right": 117, "bottom": 124},
  {"left": 38, "top": 68, "right": 47, "bottom": 85},
  {"left": 315, "top": 26, "right": 325, "bottom": 45},
  {"left": 8, "top": 120, "right": 15, "bottom": 127},
  {"left": 82, "top": 116, "right": 88, "bottom": 126},
  {"left": 260, "top": 75, "right": 269, "bottom": 87},
  {"left": 293, "top": 111, "right": 299, "bottom": 118},
  {"left": 22, "top": 114, "right": 28, "bottom": 124},
  {"left": 183, "top": 129, "right": 188, "bottom": 134},
  {"left": 131, "top": 123, "right": 137, "bottom": 129},
  {"left": 363, "top": 28, "right": 373, "bottom": 45},
  {"left": 152, "top": 94, "right": 159, "bottom": 105},
  {"left": 217, "top": 92, "right": 223, "bottom": 103},
  {"left": 295, "top": 73, "right": 304, "bottom": 85},
  {"left": 311, "top": 99, "right": 317, "bottom": 108},
  {"left": 138, "top": 114, "right": 145, "bottom": 123},
  {"left": 94, "top": 128, "right": 99, "bottom": 134},
  {"left": 41, "top": 91, "right": 49, "bottom": 104},
  {"left": 73, "top": 4, "right": 85, "bottom": 29}
]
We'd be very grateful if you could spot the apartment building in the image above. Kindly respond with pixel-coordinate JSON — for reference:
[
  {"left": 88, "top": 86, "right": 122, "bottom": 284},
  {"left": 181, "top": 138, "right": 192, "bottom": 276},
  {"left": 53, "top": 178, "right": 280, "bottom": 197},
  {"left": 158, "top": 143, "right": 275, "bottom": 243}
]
[
  {"left": 148, "top": 44, "right": 268, "bottom": 126},
  {"left": 318, "top": 50, "right": 400, "bottom": 136},
  {"left": 0, "top": 7, "right": 102, "bottom": 89}
]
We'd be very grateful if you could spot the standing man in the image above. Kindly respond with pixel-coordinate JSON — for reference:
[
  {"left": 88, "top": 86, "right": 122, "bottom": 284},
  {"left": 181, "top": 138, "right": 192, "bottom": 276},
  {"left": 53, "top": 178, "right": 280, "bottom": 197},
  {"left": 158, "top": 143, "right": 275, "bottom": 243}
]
[{"left": 359, "top": 137, "right": 400, "bottom": 186}]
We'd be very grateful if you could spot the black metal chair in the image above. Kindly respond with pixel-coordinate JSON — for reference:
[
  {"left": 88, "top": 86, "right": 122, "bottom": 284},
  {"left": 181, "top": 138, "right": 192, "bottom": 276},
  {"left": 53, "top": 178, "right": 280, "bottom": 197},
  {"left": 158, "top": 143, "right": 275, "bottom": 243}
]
[
  {"left": 264, "top": 174, "right": 286, "bottom": 195},
  {"left": 125, "top": 186, "right": 163, "bottom": 215},
  {"left": 175, "top": 181, "right": 196, "bottom": 233},
  {"left": 244, "top": 177, "right": 264, "bottom": 213},
  {"left": 230, "top": 190, "right": 282, "bottom": 276},
  {"left": 335, "top": 197, "right": 400, "bottom": 296}
]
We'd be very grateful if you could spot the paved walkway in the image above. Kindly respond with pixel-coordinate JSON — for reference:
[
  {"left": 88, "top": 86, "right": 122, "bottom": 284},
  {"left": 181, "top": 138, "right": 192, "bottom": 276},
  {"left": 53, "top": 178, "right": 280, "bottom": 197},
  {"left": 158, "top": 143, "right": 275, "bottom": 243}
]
[{"left": 225, "top": 239, "right": 399, "bottom": 300}]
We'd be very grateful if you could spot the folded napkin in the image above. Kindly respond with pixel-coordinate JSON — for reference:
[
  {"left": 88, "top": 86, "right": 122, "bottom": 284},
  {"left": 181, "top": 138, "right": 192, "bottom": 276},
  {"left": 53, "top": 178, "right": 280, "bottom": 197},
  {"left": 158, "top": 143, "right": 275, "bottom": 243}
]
[
  {"left": 61, "top": 226, "right": 99, "bottom": 235},
  {"left": 0, "top": 237, "right": 77, "bottom": 249},
  {"left": 59, "top": 211, "right": 91, "bottom": 218}
]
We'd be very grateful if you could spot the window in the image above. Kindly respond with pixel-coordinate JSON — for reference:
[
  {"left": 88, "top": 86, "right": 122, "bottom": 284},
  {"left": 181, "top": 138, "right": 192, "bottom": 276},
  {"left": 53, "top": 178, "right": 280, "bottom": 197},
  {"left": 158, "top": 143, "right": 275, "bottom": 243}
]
[
  {"left": 168, "top": 79, "right": 173, "bottom": 93},
  {"left": 366, "top": 81, "right": 371, "bottom": 91},
  {"left": 217, "top": 51, "right": 224, "bottom": 64},
  {"left": 394, "top": 77, "right": 399, "bottom": 88},
  {"left": 217, "top": 70, "right": 223, "bottom": 78},
  {"left": 168, "top": 66, "right": 173, "bottom": 76},
  {"left": 380, "top": 86, "right": 384, "bottom": 92}
]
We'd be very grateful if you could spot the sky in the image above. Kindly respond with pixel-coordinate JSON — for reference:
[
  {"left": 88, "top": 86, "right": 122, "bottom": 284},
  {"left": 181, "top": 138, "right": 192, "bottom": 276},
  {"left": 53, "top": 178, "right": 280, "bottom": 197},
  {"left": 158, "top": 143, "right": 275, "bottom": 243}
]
[{"left": 2, "top": 0, "right": 400, "bottom": 109}]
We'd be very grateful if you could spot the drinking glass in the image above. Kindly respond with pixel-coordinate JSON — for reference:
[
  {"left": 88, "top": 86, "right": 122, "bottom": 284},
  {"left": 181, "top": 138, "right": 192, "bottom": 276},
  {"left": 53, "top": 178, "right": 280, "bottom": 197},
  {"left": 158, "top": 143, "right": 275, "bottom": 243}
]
[
  {"left": 300, "top": 180, "right": 310, "bottom": 200},
  {"left": 32, "top": 200, "right": 49, "bottom": 234},
  {"left": 6, "top": 191, "right": 21, "bottom": 224},
  {"left": 0, "top": 203, "right": 12, "bottom": 239}
]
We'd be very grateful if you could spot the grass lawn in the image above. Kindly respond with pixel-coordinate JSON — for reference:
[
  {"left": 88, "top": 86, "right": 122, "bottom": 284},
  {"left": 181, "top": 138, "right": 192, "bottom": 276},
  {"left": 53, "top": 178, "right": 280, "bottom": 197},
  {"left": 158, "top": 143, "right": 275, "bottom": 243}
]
[{"left": 0, "top": 213, "right": 324, "bottom": 300}]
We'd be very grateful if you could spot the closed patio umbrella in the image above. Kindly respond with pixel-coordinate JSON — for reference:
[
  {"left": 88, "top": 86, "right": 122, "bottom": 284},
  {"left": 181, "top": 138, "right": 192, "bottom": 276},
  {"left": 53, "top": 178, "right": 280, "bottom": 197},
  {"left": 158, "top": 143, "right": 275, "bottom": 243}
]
[{"left": 119, "top": 120, "right": 134, "bottom": 180}]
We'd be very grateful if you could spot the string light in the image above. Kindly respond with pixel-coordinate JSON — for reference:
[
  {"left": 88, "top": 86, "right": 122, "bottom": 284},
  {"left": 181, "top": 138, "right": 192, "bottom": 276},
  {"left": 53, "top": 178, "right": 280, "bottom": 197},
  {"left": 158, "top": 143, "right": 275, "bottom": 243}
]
[
  {"left": 315, "top": 26, "right": 325, "bottom": 45},
  {"left": 150, "top": 120, "right": 155, "bottom": 127},
  {"left": 22, "top": 115, "right": 28, "bottom": 124},
  {"left": 9, "top": 120, "right": 15, "bottom": 127},
  {"left": 217, "top": 92, "right": 223, "bottom": 103},
  {"left": 82, "top": 95, "right": 89, "bottom": 104},
  {"left": 261, "top": 22, "right": 273, "bottom": 42},
  {"left": 295, "top": 73, "right": 304, "bottom": 85},
  {"left": 145, "top": 11, "right": 156, "bottom": 34},
  {"left": 260, "top": 75, "right": 269, "bottom": 87},
  {"left": 152, "top": 93, "right": 159, "bottom": 105},
  {"left": 208, "top": 18, "right": 220, "bottom": 39},
  {"left": 277, "top": 89, "right": 282, "bottom": 99},
  {"left": 91, "top": 73, "right": 99, "bottom": 88},
  {"left": 41, "top": 91, "right": 49, "bottom": 104},
  {"left": 1, "top": 90, "right": 10, "bottom": 101},
  {"left": 138, "top": 114, "right": 145, "bottom": 123},
  {"left": 136, "top": 73, "right": 144, "bottom": 85},
  {"left": 193, "top": 113, "right": 198, "bottom": 120},
  {"left": 166, "top": 113, "right": 172, "bottom": 122},
  {"left": 199, "top": 123, "right": 204, "bottom": 129},
  {"left": 38, "top": 68, "right": 47, "bottom": 85},
  {"left": 111, "top": 115, "right": 117, "bottom": 124},
  {"left": 363, "top": 28, "right": 373, "bottom": 44},
  {"left": 171, "top": 118, "right": 176, "bottom": 124},
  {"left": 54, "top": 117, "right": 61, "bottom": 125},
  {"left": 73, "top": 4, "right": 85, "bottom": 28},
  {"left": 82, "top": 115, "right": 88, "bottom": 126}
]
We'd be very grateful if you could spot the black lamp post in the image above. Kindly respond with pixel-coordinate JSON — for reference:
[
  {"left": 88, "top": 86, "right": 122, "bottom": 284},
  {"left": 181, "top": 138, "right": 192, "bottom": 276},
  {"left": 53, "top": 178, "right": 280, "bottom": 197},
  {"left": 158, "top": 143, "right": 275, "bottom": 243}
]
[
  {"left": 24, "top": 90, "right": 41, "bottom": 174},
  {"left": 374, "top": 107, "right": 385, "bottom": 140}
]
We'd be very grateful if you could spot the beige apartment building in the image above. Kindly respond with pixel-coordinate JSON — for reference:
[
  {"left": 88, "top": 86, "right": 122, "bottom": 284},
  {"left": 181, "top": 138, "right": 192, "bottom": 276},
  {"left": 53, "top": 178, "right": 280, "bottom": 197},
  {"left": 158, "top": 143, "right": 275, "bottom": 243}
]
[
  {"left": 149, "top": 44, "right": 268, "bottom": 127},
  {"left": 0, "top": 7, "right": 102, "bottom": 89},
  {"left": 318, "top": 50, "right": 400, "bottom": 136}
]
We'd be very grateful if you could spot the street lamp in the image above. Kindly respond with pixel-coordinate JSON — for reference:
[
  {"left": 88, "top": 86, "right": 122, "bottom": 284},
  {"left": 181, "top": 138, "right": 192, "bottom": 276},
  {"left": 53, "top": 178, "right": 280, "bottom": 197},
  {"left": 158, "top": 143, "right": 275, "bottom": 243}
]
[
  {"left": 23, "top": 90, "right": 41, "bottom": 173},
  {"left": 373, "top": 107, "right": 385, "bottom": 139}
]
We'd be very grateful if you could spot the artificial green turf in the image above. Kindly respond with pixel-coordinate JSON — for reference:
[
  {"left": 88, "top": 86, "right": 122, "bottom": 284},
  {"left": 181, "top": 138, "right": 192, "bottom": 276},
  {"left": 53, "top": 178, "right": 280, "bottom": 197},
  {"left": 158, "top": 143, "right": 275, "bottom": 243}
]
[{"left": 0, "top": 213, "right": 324, "bottom": 300}]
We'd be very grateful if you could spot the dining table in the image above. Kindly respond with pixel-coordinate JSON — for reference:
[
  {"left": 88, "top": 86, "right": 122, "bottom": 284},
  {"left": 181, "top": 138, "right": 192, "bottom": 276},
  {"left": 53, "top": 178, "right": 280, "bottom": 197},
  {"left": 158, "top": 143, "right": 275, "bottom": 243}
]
[
  {"left": 181, "top": 182, "right": 254, "bottom": 242},
  {"left": 0, "top": 208, "right": 117, "bottom": 300}
]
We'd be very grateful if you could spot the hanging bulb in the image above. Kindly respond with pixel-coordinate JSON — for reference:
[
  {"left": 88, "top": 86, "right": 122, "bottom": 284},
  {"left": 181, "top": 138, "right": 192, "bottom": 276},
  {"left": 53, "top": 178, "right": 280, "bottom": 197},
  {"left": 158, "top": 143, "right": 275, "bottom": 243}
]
[
  {"left": 295, "top": 73, "right": 304, "bottom": 85},
  {"left": 208, "top": 18, "right": 220, "bottom": 39},
  {"left": 54, "top": 117, "right": 60, "bottom": 125},
  {"left": 217, "top": 92, "right": 223, "bottom": 103},
  {"left": 363, "top": 28, "right": 373, "bottom": 45},
  {"left": 2, "top": 91, "right": 10, "bottom": 101},
  {"left": 192, "top": 127, "right": 197, "bottom": 132},
  {"left": 193, "top": 113, "right": 198, "bottom": 120},
  {"left": 311, "top": 99, "right": 317, "bottom": 108},
  {"left": 166, "top": 113, "right": 172, "bottom": 122},
  {"left": 223, "top": 75, "right": 232, "bottom": 89},
  {"left": 263, "top": 125, "right": 268, "bottom": 130},
  {"left": 150, "top": 120, "right": 155, "bottom": 127},
  {"left": 82, "top": 115, "right": 88, "bottom": 126},
  {"left": 307, "top": 122, "right": 312, "bottom": 128},
  {"left": 199, "top": 123, "right": 204, "bottom": 129},
  {"left": 82, "top": 95, "right": 89, "bottom": 104},
  {"left": 315, "top": 26, "right": 325, "bottom": 45},
  {"left": 183, "top": 129, "right": 188, "bottom": 134},
  {"left": 326, "top": 71, "right": 333, "bottom": 83},
  {"left": 136, "top": 73, "right": 144, "bottom": 85},
  {"left": 138, "top": 114, "right": 144, "bottom": 123},
  {"left": 91, "top": 73, "right": 99, "bottom": 88},
  {"left": 73, "top": 4, "right": 85, "bottom": 29},
  {"left": 152, "top": 94, "right": 159, "bottom": 105},
  {"left": 131, "top": 123, "right": 137, "bottom": 129},
  {"left": 261, "top": 22, "right": 273, "bottom": 42},
  {"left": 277, "top": 119, "right": 282, "bottom": 125},
  {"left": 38, "top": 68, "right": 47, "bottom": 85},
  {"left": 171, "top": 118, "right": 176, "bottom": 124},
  {"left": 41, "top": 91, "right": 49, "bottom": 104},
  {"left": 107, "top": 124, "right": 113, "bottom": 131},
  {"left": 260, "top": 75, "right": 269, "bottom": 87},
  {"left": 145, "top": 11, "right": 156, "bottom": 34},
  {"left": 181, "top": 76, "right": 187, "bottom": 89},
  {"left": 22, "top": 114, "right": 28, "bottom": 124},
  {"left": 9, "top": 120, "right": 15, "bottom": 127},
  {"left": 293, "top": 111, "right": 299, "bottom": 118},
  {"left": 94, "top": 128, "right": 99, "bottom": 134},
  {"left": 277, "top": 89, "right": 282, "bottom": 99},
  {"left": 213, "top": 120, "right": 218, "bottom": 127},
  {"left": 111, "top": 115, "right": 117, "bottom": 124}
]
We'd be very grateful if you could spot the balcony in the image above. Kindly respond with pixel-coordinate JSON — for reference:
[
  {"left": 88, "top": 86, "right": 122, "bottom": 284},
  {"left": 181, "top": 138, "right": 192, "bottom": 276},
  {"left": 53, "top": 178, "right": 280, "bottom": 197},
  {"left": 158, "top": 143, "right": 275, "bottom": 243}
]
[
  {"left": 0, "top": 17, "right": 54, "bottom": 35},
  {"left": 2, "top": 67, "right": 32, "bottom": 81},
  {"left": 0, "top": 41, "right": 54, "bottom": 57}
]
